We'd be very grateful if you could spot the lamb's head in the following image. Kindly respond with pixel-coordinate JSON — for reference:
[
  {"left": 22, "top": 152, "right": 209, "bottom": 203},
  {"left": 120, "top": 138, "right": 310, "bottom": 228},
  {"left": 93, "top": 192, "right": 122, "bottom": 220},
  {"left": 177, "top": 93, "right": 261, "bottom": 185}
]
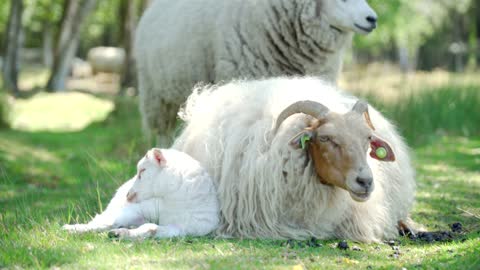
[
  {"left": 317, "top": 0, "right": 378, "bottom": 34},
  {"left": 274, "top": 100, "right": 394, "bottom": 202},
  {"left": 126, "top": 148, "right": 178, "bottom": 203}
]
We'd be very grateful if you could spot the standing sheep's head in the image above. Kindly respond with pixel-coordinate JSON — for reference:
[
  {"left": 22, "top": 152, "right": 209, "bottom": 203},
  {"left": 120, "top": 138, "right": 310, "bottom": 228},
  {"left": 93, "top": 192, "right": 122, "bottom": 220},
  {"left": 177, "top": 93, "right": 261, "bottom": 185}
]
[
  {"left": 274, "top": 100, "right": 394, "bottom": 202},
  {"left": 317, "top": 0, "right": 378, "bottom": 34},
  {"left": 126, "top": 148, "right": 176, "bottom": 203}
]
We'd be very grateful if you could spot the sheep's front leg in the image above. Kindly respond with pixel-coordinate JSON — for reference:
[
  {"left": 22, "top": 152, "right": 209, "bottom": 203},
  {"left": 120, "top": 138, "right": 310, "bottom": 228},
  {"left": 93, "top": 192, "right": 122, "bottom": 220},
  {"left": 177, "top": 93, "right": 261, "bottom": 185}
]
[
  {"left": 62, "top": 207, "right": 145, "bottom": 233},
  {"left": 108, "top": 223, "right": 185, "bottom": 240},
  {"left": 62, "top": 222, "right": 112, "bottom": 233},
  {"left": 398, "top": 218, "right": 423, "bottom": 237}
]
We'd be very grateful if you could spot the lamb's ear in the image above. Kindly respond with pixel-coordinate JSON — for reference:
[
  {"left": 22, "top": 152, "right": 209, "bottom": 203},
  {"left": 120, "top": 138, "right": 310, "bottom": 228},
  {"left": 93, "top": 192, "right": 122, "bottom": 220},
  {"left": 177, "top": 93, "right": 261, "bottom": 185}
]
[
  {"left": 151, "top": 148, "right": 167, "bottom": 166},
  {"left": 289, "top": 130, "right": 315, "bottom": 150},
  {"left": 369, "top": 135, "right": 395, "bottom": 162}
]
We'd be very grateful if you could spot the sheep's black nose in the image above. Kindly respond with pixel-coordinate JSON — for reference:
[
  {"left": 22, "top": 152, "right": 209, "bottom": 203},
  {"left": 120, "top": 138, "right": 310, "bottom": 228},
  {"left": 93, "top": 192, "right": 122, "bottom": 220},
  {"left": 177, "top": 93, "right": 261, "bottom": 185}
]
[
  {"left": 356, "top": 177, "right": 373, "bottom": 190},
  {"left": 366, "top": 16, "right": 377, "bottom": 25}
]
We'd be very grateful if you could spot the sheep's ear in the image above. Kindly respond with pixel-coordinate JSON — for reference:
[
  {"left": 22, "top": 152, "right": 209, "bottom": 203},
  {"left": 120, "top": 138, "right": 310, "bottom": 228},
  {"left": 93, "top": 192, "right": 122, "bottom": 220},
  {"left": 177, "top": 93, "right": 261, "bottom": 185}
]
[
  {"left": 151, "top": 148, "right": 167, "bottom": 166},
  {"left": 369, "top": 136, "right": 395, "bottom": 162},
  {"left": 289, "top": 130, "right": 315, "bottom": 150}
]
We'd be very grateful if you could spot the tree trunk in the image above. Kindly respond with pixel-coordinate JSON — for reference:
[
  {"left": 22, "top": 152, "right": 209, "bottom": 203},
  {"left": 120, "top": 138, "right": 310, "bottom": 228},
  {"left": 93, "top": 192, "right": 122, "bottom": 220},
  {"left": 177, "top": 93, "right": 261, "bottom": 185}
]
[
  {"left": 396, "top": 37, "right": 418, "bottom": 74},
  {"left": 467, "top": 3, "right": 478, "bottom": 71},
  {"left": 119, "top": 0, "right": 138, "bottom": 94},
  {"left": 2, "top": 0, "right": 23, "bottom": 96},
  {"left": 42, "top": 24, "right": 54, "bottom": 68},
  {"left": 46, "top": 0, "right": 97, "bottom": 92},
  {"left": 452, "top": 12, "right": 466, "bottom": 73},
  {"left": 397, "top": 46, "right": 419, "bottom": 74}
]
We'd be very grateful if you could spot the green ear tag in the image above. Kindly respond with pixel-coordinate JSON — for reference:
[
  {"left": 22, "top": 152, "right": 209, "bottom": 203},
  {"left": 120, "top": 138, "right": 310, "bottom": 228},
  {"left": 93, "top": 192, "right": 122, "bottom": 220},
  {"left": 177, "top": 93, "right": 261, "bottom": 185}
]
[
  {"left": 300, "top": 134, "right": 310, "bottom": 150},
  {"left": 375, "top": 147, "right": 387, "bottom": 159}
]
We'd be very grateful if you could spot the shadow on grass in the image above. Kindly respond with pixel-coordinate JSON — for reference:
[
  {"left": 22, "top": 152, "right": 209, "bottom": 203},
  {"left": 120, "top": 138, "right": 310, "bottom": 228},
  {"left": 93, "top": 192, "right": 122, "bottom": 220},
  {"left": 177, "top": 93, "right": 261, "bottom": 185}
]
[
  {"left": 415, "top": 136, "right": 480, "bottom": 173},
  {"left": 401, "top": 236, "right": 480, "bottom": 269},
  {"left": 0, "top": 97, "right": 149, "bottom": 223}
]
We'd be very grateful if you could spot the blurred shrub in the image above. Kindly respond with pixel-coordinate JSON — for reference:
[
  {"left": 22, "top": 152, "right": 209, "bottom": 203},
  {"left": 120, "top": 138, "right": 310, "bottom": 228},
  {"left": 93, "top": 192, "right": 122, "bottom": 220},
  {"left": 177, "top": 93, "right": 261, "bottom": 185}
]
[{"left": 367, "top": 86, "right": 480, "bottom": 146}]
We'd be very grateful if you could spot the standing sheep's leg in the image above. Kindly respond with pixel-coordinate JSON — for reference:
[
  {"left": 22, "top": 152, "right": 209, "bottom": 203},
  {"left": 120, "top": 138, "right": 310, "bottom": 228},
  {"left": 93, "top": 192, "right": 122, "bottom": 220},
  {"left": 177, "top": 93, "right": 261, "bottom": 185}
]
[
  {"left": 138, "top": 72, "right": 179, "bottom": 147},
  {"left": 108, "top": 223, "right": 185, "bottom": 240},
  {"left": 154, "top": 100, "right": 181, "bottom": 147}
]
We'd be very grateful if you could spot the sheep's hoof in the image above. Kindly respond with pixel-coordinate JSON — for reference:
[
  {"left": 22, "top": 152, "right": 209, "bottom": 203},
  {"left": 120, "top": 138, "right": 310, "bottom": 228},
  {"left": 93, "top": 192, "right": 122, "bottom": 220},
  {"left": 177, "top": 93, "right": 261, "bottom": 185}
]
[
  {"left": 108, "top": 228, "right": 129, "bottom": 239},
  {"left": 398, "top": 220, "right": 416, "bottom": 237}
]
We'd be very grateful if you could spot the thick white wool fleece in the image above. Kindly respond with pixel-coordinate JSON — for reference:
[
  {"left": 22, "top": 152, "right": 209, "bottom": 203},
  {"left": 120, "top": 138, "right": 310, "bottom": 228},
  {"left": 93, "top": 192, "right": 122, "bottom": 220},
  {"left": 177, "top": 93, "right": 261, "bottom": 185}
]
[
  {"left": 135, "top": 0, "right": 353, "bottom": 139},
  {"left": 173, "top": 77, "right": 416, "bottom": 242},
  {"left": 63, "top": 149, "right": 219, "bottom": 239}
]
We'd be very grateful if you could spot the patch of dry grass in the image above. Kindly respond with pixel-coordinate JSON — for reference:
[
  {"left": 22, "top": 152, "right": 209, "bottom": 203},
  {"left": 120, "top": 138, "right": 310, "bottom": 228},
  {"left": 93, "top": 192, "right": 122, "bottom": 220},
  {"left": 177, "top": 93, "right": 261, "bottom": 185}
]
[{"left": 340, "top": 63, "right": 480, "bottom": 101}]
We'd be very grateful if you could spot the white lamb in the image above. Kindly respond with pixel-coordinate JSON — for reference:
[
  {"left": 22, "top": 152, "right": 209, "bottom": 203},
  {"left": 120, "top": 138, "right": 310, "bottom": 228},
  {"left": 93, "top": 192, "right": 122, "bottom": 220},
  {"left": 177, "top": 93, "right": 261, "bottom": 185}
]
[
  {"left": 173, "top": 77, "right": 417, "bottom": 242},
  {"left": 63, "top": 148, "right": 219, "bottom": 240},
  {"left": 135, "top": 0, "right": 378, "bottom": 145}
]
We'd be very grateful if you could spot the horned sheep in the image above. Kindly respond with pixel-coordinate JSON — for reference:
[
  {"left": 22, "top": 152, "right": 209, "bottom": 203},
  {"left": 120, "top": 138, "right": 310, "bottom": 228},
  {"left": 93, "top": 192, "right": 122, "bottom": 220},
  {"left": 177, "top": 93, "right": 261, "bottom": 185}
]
[
  {"left": 135, "top": 0, "right": 378, "bottom": 145},
  {"left": 173, "top": 77, "right": 417, "bottom": 242},
  {"left": 63, "top": 148, "right": 219, "bottom": 240}
]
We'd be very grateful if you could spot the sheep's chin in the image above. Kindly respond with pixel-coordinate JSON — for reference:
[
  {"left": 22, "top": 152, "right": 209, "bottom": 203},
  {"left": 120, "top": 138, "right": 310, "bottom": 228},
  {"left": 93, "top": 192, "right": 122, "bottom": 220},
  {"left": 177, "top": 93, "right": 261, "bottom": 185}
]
[
  {"left": 353, "top": 23, "right": 376, "bottom": 34},
  {"left": 348, "top": 190, "right": 371, "bottom": 202}
]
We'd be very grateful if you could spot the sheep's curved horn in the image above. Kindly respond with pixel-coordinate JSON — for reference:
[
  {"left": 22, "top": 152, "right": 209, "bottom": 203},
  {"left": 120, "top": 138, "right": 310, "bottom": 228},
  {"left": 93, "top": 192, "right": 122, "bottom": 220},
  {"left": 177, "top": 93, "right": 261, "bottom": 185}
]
[
  {"left": 274, "top": 100, "right": 329, "bottom": 132},
  {"left": 351, "top": 100, "right": 369, "bottom": 114},
  {"left": 352, "top": 100, "right": 375, "bottom": 130}
]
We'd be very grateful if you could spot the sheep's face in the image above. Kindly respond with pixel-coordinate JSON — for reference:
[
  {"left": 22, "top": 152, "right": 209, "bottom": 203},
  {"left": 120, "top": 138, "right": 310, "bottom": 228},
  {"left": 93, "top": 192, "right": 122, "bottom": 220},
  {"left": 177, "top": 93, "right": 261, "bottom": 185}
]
[
  {"left": 288, "top": 102, "right": 395, "bottom": 202},
  {"left": 319, "top": 0, "right": 378, "bottom": 34},
  {"left": 126, "top": 148, "right": 178, "bottom": 203},
  {"left": 308, "top": 113, "right": 375, "bottom": 202}
]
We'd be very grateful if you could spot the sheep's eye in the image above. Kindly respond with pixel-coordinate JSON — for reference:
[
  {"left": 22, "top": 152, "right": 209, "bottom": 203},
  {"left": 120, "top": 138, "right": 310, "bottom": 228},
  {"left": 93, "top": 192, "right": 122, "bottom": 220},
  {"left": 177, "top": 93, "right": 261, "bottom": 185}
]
[
  {"left": 330, "top": 140, "right": 340, "bottom": 148},
  {"left": 138, "top": 168, "right": 146, "bottom": 179},
  {"left": 318, "top": 136, "right": 330, "bottom": 142}
]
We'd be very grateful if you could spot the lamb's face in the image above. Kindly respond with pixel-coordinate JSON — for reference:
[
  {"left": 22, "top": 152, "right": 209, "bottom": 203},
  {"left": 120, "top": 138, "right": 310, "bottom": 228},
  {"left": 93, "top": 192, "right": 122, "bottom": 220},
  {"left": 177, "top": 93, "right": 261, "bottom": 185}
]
[
  {"left": 320, "top": 0, "right": 378, "bottom": 34},
  {"left": 126, "top": 148, "right": 175, "bottom": 203}
]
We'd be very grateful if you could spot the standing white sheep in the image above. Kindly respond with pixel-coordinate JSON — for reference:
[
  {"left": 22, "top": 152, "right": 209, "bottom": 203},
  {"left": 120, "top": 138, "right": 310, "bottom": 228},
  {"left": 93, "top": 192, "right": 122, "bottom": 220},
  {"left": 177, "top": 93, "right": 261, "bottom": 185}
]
[
  {"left": 63, "top": 148, "right": 219, "bottom": 240},
  {"left": 135, "top": 0, "right": 378, "bottom": 145},
  {"left": 173, "top": 77, "right": 417, "bottom": 242}
]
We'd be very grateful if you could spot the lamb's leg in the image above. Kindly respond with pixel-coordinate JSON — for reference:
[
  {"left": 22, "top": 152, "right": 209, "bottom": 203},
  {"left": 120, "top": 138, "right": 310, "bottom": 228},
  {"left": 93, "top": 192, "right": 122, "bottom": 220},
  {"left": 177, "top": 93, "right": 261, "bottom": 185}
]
[
  {"left": 63, "top": 179, "right": 143, "bottom": 233},
  {"left": 63, "top": 204, "right": 145, "bottom": 233},
  {"left": 108, "top": 223, "right": 185, "bottom": 240}
]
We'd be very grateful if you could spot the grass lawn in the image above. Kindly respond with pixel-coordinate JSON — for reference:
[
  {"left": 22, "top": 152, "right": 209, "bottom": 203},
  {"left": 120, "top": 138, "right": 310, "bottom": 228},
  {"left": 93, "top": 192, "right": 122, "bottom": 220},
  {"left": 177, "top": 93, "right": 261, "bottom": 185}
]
[{"left": 0, "top": 81, "right": 479, "bottom": 269}]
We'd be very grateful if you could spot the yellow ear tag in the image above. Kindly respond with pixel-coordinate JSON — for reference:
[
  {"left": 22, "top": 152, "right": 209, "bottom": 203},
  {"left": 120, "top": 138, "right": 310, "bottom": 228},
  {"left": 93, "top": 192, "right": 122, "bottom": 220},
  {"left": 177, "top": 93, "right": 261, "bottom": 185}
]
[{"left": 375, "top": 147, "right": 387, "bottom": 159}]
